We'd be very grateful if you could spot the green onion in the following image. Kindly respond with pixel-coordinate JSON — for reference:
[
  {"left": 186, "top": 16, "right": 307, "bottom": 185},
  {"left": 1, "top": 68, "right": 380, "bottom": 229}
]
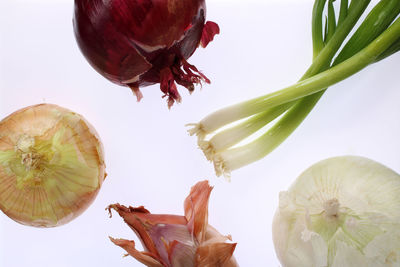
[{"left": 188, "top": 0, "right": 400, "bottom": 178}]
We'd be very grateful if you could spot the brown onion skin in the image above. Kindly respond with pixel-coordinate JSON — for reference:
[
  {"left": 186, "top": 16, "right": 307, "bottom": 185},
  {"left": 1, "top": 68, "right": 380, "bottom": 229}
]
[
  {"left": 73, "top": 0, "right": 219, "bottom": 107},
  {"left": 107, "top": 181, "right": 238, "bottom": 266}
]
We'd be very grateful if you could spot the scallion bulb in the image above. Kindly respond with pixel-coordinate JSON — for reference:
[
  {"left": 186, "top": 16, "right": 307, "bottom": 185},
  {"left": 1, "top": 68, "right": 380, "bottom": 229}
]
[
  {"left": 0, "top": 104, "right": 106, "bottom": 227},
  {"left": 272, "top": 156, "right": 400, "bottom": 267}
]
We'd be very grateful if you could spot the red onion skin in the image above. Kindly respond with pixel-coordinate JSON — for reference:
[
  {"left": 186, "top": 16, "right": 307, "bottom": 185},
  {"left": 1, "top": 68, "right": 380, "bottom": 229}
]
[{"left": 73, "top": 0, "right": 219, "bottom": 107}]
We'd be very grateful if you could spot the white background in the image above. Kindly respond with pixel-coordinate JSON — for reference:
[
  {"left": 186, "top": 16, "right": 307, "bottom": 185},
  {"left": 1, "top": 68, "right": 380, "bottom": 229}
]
[{"left": 1, "top": 0, "right": 399, "bottom": 266}]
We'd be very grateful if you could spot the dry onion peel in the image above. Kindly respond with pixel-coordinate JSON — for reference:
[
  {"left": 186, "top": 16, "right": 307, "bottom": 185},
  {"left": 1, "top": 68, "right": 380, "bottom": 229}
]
[{"left": 107, "top": 180, "right": 238, "bottom": 267}]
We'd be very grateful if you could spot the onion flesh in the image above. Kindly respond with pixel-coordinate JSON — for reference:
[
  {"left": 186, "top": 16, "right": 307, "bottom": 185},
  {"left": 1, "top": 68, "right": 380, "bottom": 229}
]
[{"left": 273, "top": 156, "right": 400, "bottom": 267}]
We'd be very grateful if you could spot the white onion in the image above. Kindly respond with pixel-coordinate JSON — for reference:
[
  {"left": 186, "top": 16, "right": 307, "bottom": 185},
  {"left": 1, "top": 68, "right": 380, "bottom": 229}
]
[{"left": 273, "top": 156, "right": 400, "bottom": 267}]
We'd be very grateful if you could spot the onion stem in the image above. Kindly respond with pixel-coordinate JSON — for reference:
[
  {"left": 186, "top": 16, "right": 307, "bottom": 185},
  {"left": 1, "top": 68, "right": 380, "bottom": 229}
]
[
  {"left": 193, "top": 0, "right": 370, "bottom": 134},
  {"left": 189, "top": 0, "right": 400, "bottom": 177},
  {"left": 216, "top": 18, "right": 400, "bottom": 176},
  {"left": 205, "top": 17, "right": 397, "bottom": 133}
]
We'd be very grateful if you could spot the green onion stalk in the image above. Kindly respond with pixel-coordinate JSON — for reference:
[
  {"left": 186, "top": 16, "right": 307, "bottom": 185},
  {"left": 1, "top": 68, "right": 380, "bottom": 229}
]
[{"left": 188, "top": 0, "right": 400, "bottom": 178}]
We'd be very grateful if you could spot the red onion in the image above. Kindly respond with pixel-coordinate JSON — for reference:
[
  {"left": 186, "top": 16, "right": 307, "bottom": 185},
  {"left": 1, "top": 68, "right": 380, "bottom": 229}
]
[{"left": 73, "top": 0, "right": 219, "bottom": 107}]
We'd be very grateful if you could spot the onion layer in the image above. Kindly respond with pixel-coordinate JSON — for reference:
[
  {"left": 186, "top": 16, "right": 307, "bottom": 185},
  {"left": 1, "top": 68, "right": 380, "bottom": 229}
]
[
  {"left": 73, "top": 0, "right": 219, "bottom": 107},
  {"left": 0, "top": 104, "right": 106, "bottom": 227}
]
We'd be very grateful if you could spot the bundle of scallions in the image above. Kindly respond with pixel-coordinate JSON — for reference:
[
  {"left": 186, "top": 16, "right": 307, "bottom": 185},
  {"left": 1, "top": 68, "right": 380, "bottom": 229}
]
[{"left": 188, "top": 0, "right": 400, "bottom": 178}]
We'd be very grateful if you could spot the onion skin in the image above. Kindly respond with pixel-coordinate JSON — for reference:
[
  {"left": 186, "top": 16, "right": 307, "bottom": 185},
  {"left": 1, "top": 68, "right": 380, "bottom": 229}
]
[
  {"left": 108, "top": 180, "right": 238, "bottom": 267},
  {"left": 0, "top": 104, "right": 106, "bottom": 227},
  {"left": 73, "top": 0, "right": 219, "bottom": 107}
]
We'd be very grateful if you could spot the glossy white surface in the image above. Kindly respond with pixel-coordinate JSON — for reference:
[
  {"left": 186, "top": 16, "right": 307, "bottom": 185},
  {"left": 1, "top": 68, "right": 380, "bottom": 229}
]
[{"left": 1, "top": 1, "right": 399, "bottom": 266}]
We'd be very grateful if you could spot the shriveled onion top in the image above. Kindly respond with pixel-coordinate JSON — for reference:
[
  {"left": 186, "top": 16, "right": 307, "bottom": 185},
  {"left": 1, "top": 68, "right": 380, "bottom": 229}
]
[{"left": 0, "top": 104, "right": 106, "bottom": 227}]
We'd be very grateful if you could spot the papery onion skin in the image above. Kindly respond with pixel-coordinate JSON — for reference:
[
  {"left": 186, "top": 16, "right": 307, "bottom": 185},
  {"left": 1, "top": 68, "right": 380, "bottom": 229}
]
[
  {"left": 73, "top": 0, "right": 219, "bottom": 107},
  {"left": 0, "top": 104, "right": 106, "bottom": 227},
  {"left": 107, "top": 180, "right": 238, "bottom": 267},
  {"left": 272, "top": 156, "right": 400, "bottom": 267}
]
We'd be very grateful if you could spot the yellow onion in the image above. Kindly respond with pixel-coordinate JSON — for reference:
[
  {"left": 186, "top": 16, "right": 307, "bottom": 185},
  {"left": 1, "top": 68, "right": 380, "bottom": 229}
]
[{"left": 0, "top": 104, "right": 106, "bottom": 227}]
